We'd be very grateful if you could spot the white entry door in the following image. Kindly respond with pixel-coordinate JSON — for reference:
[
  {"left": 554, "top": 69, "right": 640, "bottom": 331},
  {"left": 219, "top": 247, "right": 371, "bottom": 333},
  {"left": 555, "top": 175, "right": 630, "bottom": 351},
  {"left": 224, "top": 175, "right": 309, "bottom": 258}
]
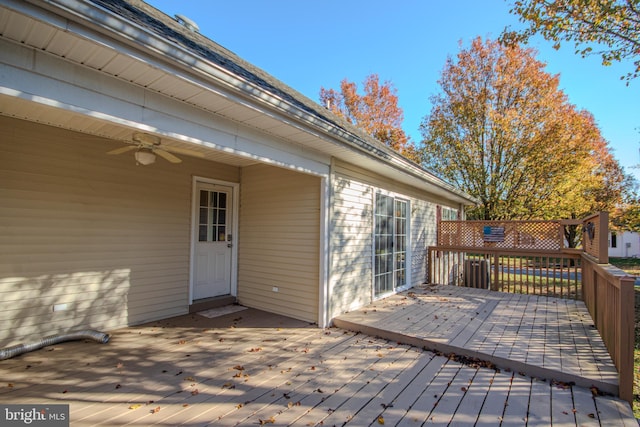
[{"left": 192, "top": 182, "right": 233, "bottom": 300}]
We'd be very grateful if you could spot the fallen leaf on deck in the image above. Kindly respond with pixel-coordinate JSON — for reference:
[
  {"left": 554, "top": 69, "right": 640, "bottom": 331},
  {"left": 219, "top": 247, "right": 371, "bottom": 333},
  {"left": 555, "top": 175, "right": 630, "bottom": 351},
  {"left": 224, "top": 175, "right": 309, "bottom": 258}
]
[
  {"left": 128, "top": 404, "right": 142, "bottom": 410},
  {"left": 236, "top": 403, "right": 243, "bottom": 409},
  {"left": 185, "top": 376, "right": 196, "bottom": 381},
  {"left": 183, "top": 404, "right": 189, "bottom": 408},
  {"left": 588, "top": 413, "right": 595, "bottom": 418},
  {"left": 150, "top": 406, "right": 161, "bottom": 414},
  {"left": 233, "top": 365, "right": 244, "bottom": 371},
  {"left": 259, "top": 416, "right": 276, "bottom": 424},
  {"left": 249, "top": 348, "right": 262, "bottom": 352},
  {"left": 7, "top": 383, "right": 14, "bottom": 388},
  {"left": 377, "top": 415, "right": 385, "bottom": 424},
  {"left": 191, "top": 389, "right": 199, "bottom": 396},
  {"left": 115, "top": 384, "right": 121, "bottom": 389},
  {"left": 178, "top": 340, "right": 186, "bottom": 345},
  {"left": 222, "top": 382, "right": 235, "bottom": 389},
  {"left": 116, "top": 362, "right": 123, "bottom": 369}
]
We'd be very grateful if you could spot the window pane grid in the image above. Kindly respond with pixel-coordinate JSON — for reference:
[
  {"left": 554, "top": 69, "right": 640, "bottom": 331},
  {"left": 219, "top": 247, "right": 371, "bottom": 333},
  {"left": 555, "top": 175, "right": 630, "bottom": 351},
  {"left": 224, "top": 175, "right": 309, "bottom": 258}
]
[{"left": 198, "top": 190, "right": 228, "bottom": 242}]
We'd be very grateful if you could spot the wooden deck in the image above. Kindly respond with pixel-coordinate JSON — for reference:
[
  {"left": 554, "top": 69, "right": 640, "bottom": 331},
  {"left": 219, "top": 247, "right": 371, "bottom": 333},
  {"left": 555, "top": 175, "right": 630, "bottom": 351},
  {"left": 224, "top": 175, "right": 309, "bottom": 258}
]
[
  {"left": 0, "top": 301, "right": 636, "bottom": 426},
  {"left": 334, "top": 284, "right": 619, "bottom": 396}
]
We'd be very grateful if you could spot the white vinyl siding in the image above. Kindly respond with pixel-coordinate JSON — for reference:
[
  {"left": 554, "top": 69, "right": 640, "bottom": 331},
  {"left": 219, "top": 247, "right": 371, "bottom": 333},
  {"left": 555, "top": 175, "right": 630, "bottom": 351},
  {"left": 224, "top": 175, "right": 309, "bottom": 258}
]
[
  {"left": 329, "top": 174, "right": 374, "bottom": 318},
  {"left": 238, "top": 164, "right": 320, "bottom": 323},
  {"left": 329, "top": 160, "right": 450, "bottom": 319},
  {"left": 410, "top": 200, "right": 437, "bottom": 284},
  {"left": 0, "top": 117, "right": 240, "bottom": 346}
]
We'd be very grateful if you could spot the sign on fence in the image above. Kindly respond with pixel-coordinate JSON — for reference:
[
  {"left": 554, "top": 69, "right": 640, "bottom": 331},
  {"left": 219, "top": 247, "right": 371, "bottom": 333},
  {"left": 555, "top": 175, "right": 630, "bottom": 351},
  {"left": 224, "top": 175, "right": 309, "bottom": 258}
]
[{"left": 483, "top": 226, "right": 505, "bottom": 242}]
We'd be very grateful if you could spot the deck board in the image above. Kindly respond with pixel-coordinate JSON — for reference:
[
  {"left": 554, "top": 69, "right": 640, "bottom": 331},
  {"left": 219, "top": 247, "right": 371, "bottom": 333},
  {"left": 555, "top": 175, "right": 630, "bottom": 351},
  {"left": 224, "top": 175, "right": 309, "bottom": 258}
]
[
  {"left": 447, "top": 367, "right": 494, "bottom": 426},
  {"left": 0, "top": 303, "right": 635, "bottom": 426}
]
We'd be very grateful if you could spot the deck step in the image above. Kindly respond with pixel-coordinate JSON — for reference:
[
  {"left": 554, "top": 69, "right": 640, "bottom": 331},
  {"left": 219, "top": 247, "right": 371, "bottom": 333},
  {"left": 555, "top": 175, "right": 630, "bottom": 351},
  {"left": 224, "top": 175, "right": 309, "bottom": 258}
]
[{"left": 189, "top": 295, "right": 236, "bottom": 313}]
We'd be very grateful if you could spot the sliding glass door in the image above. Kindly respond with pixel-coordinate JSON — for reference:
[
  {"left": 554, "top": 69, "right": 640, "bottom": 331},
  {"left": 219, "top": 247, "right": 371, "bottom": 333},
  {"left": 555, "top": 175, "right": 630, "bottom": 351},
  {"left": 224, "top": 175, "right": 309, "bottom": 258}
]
[{"left": 374, "top": 194, "right": 407, "bottom": 298}]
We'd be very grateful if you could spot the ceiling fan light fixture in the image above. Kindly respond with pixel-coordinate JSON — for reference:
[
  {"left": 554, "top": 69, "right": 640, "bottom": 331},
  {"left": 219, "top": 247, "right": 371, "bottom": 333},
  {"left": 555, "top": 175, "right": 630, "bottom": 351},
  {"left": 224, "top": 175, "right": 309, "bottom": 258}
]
[{"left": 134, "top": 148, "right": 156, "bottom": 165}]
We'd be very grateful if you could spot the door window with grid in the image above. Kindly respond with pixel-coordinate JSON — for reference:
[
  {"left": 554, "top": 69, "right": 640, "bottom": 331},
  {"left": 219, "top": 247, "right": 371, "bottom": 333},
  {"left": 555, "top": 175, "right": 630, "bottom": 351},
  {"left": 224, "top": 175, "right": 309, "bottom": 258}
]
[{"left": 198, "top": 190, "right": 228, "bottom": 242}]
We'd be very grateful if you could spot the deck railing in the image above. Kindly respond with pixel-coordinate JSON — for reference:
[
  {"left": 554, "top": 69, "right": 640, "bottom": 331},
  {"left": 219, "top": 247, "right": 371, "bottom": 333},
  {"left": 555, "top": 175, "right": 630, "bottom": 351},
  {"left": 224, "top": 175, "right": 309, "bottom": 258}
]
[
  {"left": 582, "top": 255, "right": 635, "bottom": 404},
  {"left": 428, "top": 247, "right": 583, "bottom": 299},
  {"left": 427, "top": 212, "right": 634, "bottom": 403}
]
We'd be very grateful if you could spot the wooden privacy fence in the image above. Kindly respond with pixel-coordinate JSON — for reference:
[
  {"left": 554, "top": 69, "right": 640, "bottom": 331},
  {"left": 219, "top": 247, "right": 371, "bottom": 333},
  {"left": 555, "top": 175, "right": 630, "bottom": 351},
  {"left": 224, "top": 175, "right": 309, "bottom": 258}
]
[
  {"left": 428, "top": 212, "right": 634, "bottom": 403},
  {"left": 438, "top": 219, "right": 566, "bottom": 251}
]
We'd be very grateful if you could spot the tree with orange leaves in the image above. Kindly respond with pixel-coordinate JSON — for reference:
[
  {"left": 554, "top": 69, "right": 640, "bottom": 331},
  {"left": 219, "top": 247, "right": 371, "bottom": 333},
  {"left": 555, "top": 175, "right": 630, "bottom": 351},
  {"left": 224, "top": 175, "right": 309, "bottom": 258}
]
[
  {"left": 320, "top": 74, "right": 419, "bottom": 162},
  {"left": 421, "top": 37, "right": 627, "bottom": 228}
]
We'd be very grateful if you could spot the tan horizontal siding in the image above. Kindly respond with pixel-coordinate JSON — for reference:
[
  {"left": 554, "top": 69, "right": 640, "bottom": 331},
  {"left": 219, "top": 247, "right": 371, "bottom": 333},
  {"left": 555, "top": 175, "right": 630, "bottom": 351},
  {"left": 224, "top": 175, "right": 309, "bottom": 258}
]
[
  {"left": 238, "top": 164, "right": 320, "bottom": 323},
  {"left": 0, "top": 116, "right": 239, "bottom": 346}
]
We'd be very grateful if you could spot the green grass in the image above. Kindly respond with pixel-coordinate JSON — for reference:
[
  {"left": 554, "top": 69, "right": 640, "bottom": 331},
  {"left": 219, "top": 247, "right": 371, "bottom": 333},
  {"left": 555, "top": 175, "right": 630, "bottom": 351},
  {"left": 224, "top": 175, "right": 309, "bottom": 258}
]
[
  {"left": 609, "top": 258, "right": 639, "bottom": 418},
  {"left": 610, "top": 257, "right": 640, "bottom": 276}
]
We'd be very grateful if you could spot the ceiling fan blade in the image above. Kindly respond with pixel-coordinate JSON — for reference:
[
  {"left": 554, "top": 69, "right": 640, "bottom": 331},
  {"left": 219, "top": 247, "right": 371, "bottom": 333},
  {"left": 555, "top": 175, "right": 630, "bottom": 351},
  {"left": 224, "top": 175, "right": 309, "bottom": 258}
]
[
  {"left": 163, "top": 145, "right": 205, "bottom": 158},
  {"left": 132, "top": 132, "right": 160, "bottom": 145},
  {"left": 107, "top": 145, "right": 136, "bottom": 155},
  {"left": 155, "top": 148, "right": 182, "bottom": 163}
]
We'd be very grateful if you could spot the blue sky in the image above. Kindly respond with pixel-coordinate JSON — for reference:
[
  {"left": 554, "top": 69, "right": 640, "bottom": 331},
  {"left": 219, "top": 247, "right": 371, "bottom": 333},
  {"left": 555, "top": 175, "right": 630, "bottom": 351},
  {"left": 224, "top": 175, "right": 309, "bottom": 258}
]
[{"left": 146, "top": 0, "right": 639, "bottom": 181}]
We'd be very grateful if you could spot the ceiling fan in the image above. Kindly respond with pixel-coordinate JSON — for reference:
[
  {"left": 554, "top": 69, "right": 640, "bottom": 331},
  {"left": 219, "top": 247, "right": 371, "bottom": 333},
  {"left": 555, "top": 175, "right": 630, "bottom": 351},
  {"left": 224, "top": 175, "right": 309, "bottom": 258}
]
[{"left": 107, "top": 132, "right": 199, "bottom": 165}]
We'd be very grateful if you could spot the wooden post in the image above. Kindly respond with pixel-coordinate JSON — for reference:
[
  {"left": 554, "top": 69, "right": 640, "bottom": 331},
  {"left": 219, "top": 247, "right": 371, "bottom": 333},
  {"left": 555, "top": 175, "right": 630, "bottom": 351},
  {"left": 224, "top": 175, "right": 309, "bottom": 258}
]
[
  {"left": 428, "top": 247, "right": 433, "bottom": 285},
  {"left": 598, "top": 211, "right": 609, "bottom": 264},
  {"left": 618, "top": 275, "right": 634, "bottom": 404},
  {"left": 493, "top": 253, "right": 499, "bottom": 291}
]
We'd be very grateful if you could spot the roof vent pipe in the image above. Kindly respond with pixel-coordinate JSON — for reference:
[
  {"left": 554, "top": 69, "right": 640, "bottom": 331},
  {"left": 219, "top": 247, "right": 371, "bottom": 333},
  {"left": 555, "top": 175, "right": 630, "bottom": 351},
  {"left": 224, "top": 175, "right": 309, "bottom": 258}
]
[{"left": 174, "top": 14, "right": 200, "bottom": 33}]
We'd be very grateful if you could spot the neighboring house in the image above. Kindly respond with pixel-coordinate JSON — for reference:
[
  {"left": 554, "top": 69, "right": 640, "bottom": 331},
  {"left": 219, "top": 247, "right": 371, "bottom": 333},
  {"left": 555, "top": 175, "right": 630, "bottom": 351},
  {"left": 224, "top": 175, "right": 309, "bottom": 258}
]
[
  {"left": 609, "top": 231, "right": 640, "bottom": 258},
  {"left": 0, "top": 0, "right": 476, "bottom": 346}
]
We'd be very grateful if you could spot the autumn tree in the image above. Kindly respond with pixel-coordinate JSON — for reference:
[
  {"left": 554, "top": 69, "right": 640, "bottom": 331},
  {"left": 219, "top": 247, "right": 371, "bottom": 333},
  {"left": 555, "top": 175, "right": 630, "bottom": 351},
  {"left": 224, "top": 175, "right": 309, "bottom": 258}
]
[
  {"left": 320, "top": 74, "right": 419, "bottom": 162},
  {"left": 612, "top": 177, "right": 640, "bottom": 231},
  {"left": 501, "top": 0, "right": 640, "bottom": 80},
  {"left": 421, "top": 37, "right": 626, "bottom": 225}
]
